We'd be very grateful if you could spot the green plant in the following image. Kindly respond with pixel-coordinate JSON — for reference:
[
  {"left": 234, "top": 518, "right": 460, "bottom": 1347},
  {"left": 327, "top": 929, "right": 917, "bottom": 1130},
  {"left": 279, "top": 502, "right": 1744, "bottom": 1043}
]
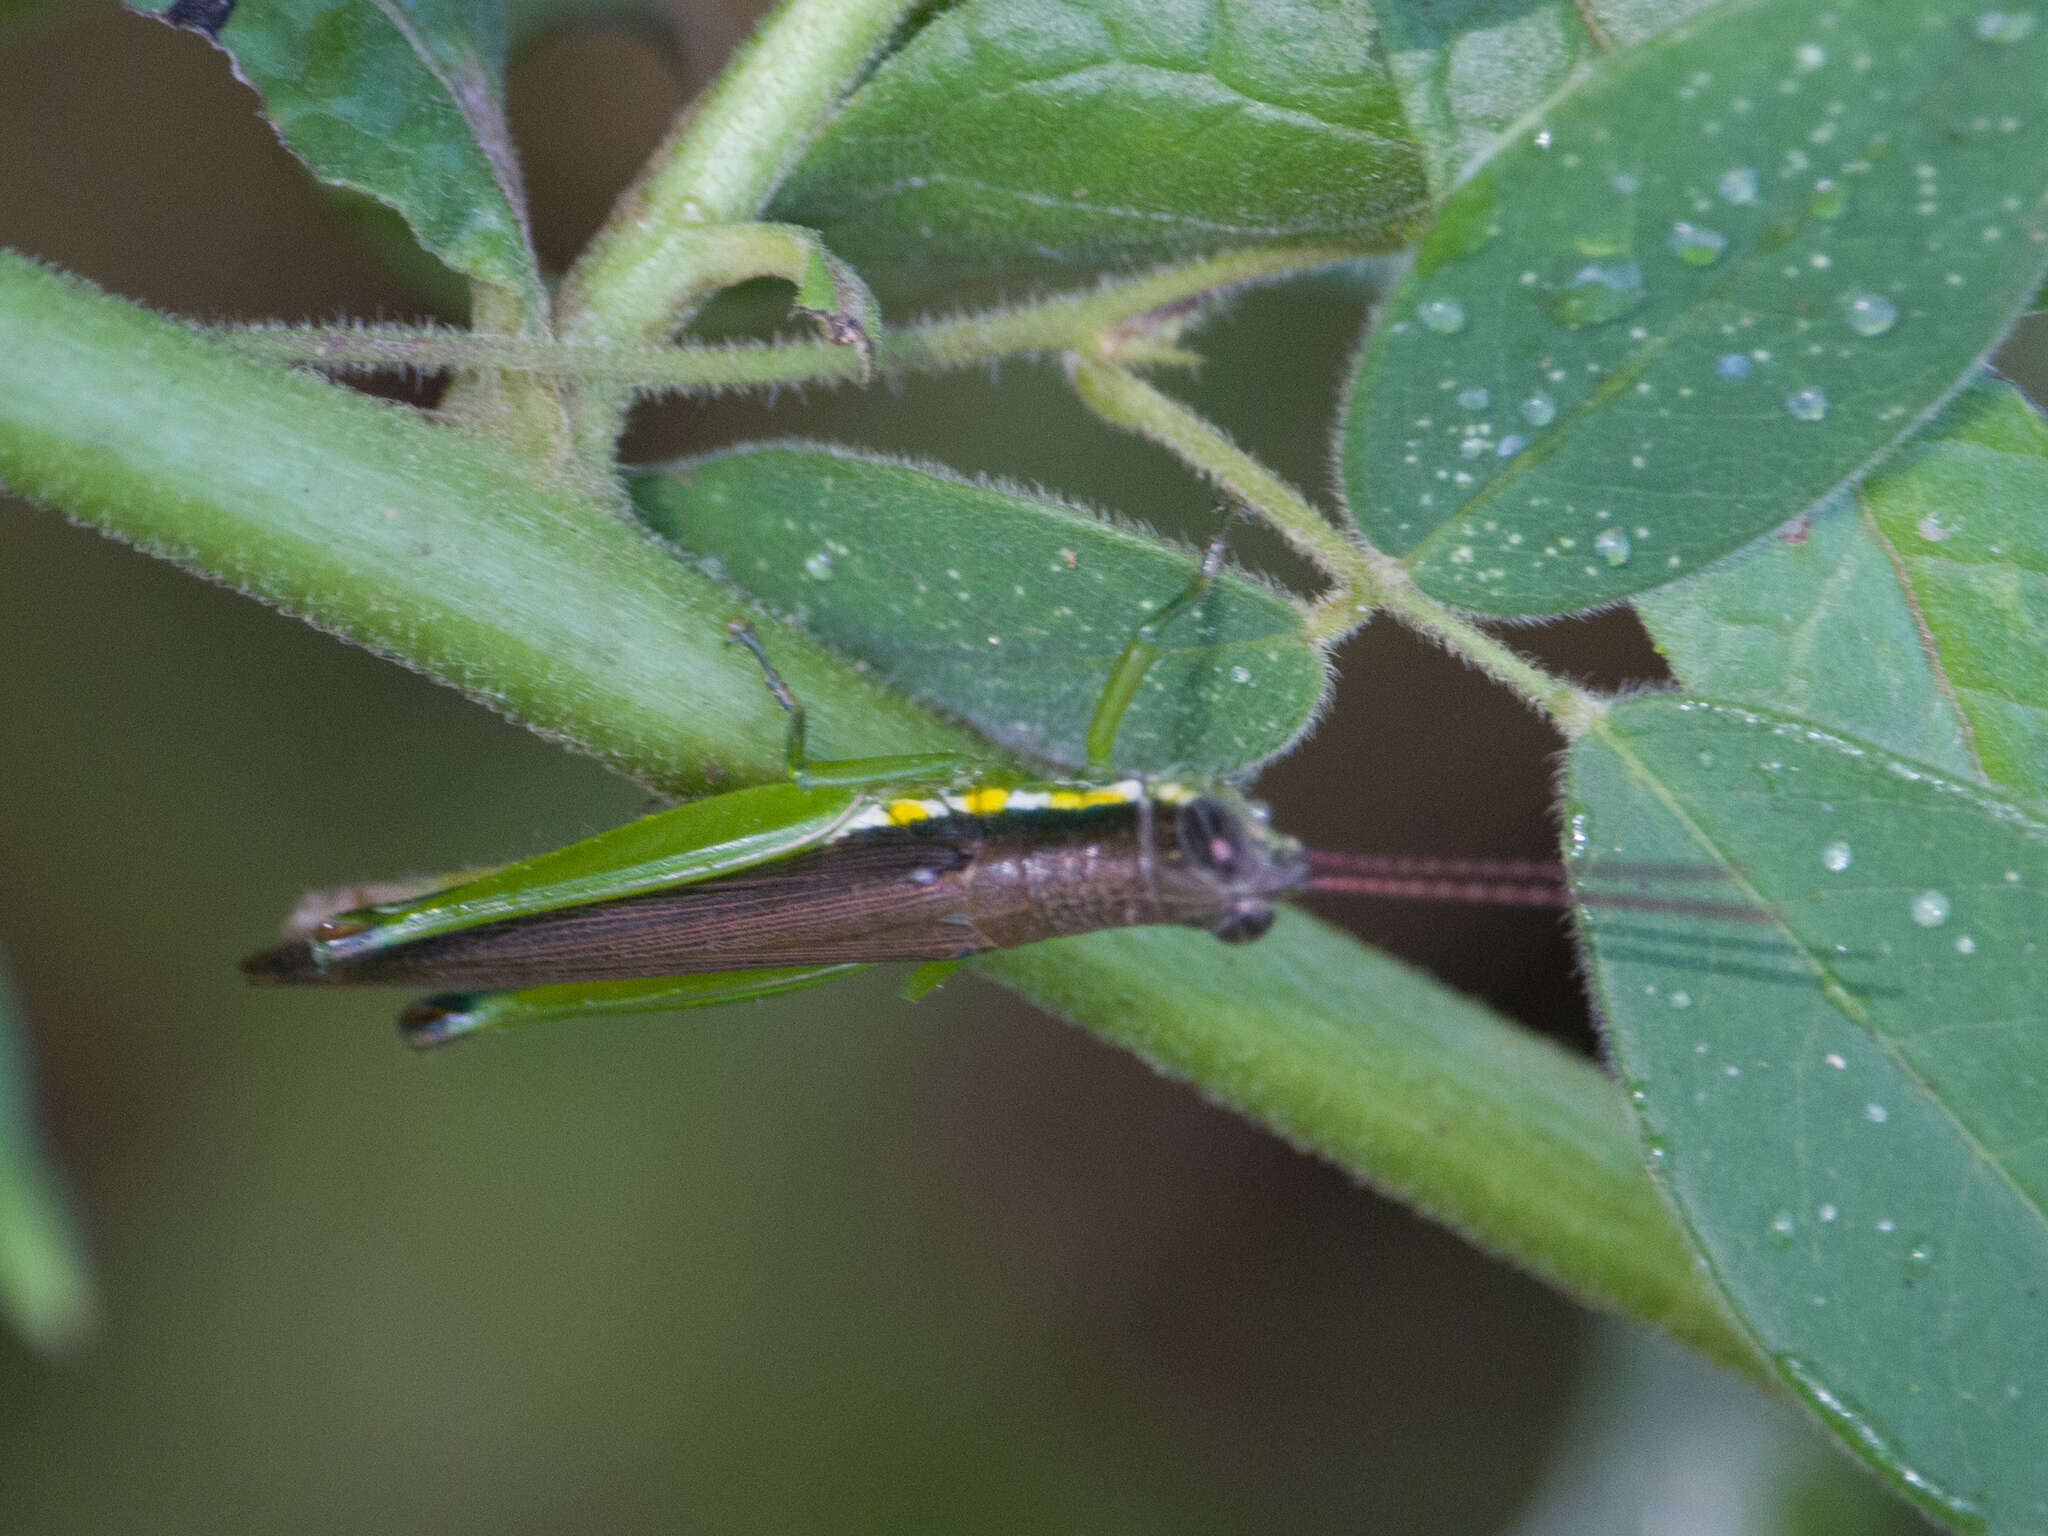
[{"left": 2, "top": 0, "right": 2045, "bottom": 1526}]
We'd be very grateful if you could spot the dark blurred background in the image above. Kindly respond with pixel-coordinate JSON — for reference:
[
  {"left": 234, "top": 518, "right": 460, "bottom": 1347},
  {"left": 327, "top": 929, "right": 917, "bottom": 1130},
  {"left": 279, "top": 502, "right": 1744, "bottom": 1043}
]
[{"left": 3, "top": 3, "right": 2034, "bottom": 1529}]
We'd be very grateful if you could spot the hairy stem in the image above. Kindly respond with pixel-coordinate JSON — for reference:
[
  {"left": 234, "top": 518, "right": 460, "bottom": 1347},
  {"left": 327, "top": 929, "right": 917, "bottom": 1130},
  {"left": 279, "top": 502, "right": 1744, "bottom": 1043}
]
[
  {"left": 224, "top": 247, "right": 1368, "bottom": 394},
  {"left": 1067, "top": 355, "right": 1604, "bottom": 730},
  {"left": 553, "top": 0, "right": 914, "bottom": 462},
  {"left": 1067, "top": 354, "right": 1378, "bottom": 638},
  {"left": 0, "top": 254, "right": 980, "bottom": 798}
]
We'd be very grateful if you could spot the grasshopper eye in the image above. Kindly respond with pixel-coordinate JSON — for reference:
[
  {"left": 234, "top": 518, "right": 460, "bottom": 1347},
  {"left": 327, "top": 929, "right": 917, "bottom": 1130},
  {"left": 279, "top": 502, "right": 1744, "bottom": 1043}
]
[
  {"left": 1176, "top": 796, "right": 1247, "bottom": 878},
  {"left": 1211, "top": 902, "right": 1275, "bottom": 945}
]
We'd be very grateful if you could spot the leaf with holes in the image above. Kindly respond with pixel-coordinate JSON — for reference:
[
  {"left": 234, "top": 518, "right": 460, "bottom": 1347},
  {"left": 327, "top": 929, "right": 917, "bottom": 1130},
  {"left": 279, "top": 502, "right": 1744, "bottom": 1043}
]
[
  {"left": 770, "top": 0, "right": 1430, "bottom": 301},
  {"left": 1569, "top": 696, "right": 2048, "bottom": 1531},
  {"left": 631, "top": 444, "right": 1323, "bottom": 776},
  {"left": 132, "top": 0, "right": 541, "bottom": 310},
  {"left": 1344, "top": 0, "right": 2048, "bottom": 616}
]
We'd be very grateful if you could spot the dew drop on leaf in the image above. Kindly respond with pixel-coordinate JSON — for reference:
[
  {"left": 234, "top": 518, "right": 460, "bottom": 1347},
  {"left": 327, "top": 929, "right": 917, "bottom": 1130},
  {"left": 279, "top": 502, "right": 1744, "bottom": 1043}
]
[
  {"left": 1770, "top": 1210, "right": 1797, "bottom": 1243},
  {"left": 1520, "top": 393, "right": 1558, "bottom": 426},
  {"left": 1717, "top": 166, "right": 1762, "bottom": 205},
  {"left": 1418, "top": 298, "right": 1467, "bottom": 334},
  {"left": 803, "top": 550, "right": 835, "bottom": 580},
  {"left": 1457, "top": 386, "right": 1491, "bottom": 410},
  {"left": 1593, "top": 527, "right": 1631, "bottom": 565},
  {"left": 1910, "top": 889, "right": 1951, "bottom": 926},
  {"left": 1786, "top": 387, "right": 1829, "bottom": 421},
  {"left": 1976, "top": 9, "right": 2040, "bottom": 43},
  {"left": 1840, "top": 290, "right": 1899, "bottom": 336},
  {"left": 1668, "top": 221, "right": 1729, "bottom": 265},
  {"left": 1717, "top": 352, "right": 1752, "bottom": 380},
  {"left": 1808, "top": 179, "right": 1850, "bottom": 220},
  {"left": 1821, "top": 839, "right": 1853, "bottom": 872},
  {"left": 1547, "top": 262, "right": 1647, "bottom": 328}
]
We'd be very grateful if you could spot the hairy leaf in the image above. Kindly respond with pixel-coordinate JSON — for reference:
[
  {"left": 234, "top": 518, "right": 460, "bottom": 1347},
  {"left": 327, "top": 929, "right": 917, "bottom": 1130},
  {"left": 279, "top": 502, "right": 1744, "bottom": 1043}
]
[{"left": 632, "top": 445, "right": 1324, "bottom": 775}]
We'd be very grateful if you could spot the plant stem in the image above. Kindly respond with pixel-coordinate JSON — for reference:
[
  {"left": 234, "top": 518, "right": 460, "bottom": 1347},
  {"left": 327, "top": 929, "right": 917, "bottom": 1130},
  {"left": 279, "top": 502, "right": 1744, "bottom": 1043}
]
[
  {"left": 1375, "top": 575, "right": 1608, "bottom": 736},
  {"left": 1067, "top": 354, "right": 1605, "bottom": 732},
  {"left": 555, "top": 0, "right": 915, "bottom": 350},
  {"left": 1067, "top": 354, "right": 1378, "bottom": 637},
  {"left": 0, "top": 253, "right": 981, "bottom": 798},
  {"left": 223, "top": 247, "right": 1366, "bottom": 393}
]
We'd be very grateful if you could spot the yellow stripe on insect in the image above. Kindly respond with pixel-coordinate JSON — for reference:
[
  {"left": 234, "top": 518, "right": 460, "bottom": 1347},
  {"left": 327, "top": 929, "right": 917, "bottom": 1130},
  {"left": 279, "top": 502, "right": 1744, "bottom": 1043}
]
[
  {"left": 887, "top": 799, "right": 934, "bottom": 825},
  {"left": 961, "top": 787, "right": 1010, "bottom": 816}
]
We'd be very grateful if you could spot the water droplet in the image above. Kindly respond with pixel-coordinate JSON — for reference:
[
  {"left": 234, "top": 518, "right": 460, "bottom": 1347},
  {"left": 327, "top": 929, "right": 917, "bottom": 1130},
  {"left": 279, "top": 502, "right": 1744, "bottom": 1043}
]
[
  {"left": 1819, "top": 1203, "right": 1838, "bottom": 1223},
  {"left": 1670, "top": 990, "right": 1692, "bottom": 1009},
  {"left": 1496, "top": 434, "right": 1527, "bottom": 458},
  {"left": 1718, "top": 166, "right": 1761, "bottom": 206},
  {"left": 1821, "top": 840, "right": 1852, "bottom": 872},
  {"left": 1977, "top": 9, "right": 2040, "bottom": 43},
  {"left": 1229, "top": 665, "right": 1252, "bottom": 684},
  {"left": 1667, "top": 221, "right": 1728, "bottom": 265},
  {"left": 1593, "top": 527, "right": 1631, "bottom": 566},
  {"left": 1459, "top": 437, "right": 1488, "bottom": 459},
  {"left": 1418, "top": 298, "right": 1467, "bottom": 334},
  {"left": 1457, "top": 386, "right": 1491, "bottom": 410},
  {"left": 1770, "top": 1210, "right": 1797, "bottom": 1242},
  {"left": 1905, "top": 1241, "right": 1936, "bottom": 1276},
  {"left": 1547, "top": 262, "right": 1647, "bottom": 329},
  {"left": 1864, "top": 1101, "right": 1889, "bottom": 1124},
  {"left": 1808, "top": 179, "right": 1849, "bottom": 219},
  {"left": 1794, "top": 41, "right": 1827, "bottom": 71},
  {"left": 1840, "top": 290, "right": 1898, "bottom": 336},
  {"left": 802, "top": 550, "right": 835, "bottom": 580},
  {"left": 1910, "top": 890, "right": 1951, "bottom": 927},
  {"left": 1786, "top": 387, "right": 1829, "bottom": 421},
  {"left": 1716, "top": 352, "right": 1752, "bottom": 380},
  {"left": 1696, "top": 750, "right": 1716, "bottom": 768},
  {"left": 1520, "top": 394, "right": 1557, "bottom": 426},
  {"left": 1955, "top": 933, "right": 1977, "bottom": 955}
]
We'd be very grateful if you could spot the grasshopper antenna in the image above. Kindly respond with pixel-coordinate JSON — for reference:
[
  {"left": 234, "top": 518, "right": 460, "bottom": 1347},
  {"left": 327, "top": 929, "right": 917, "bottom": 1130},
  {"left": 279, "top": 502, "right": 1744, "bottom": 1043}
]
[{"left": 1302, "top": 850, "right": 1771, "bottom": 922}]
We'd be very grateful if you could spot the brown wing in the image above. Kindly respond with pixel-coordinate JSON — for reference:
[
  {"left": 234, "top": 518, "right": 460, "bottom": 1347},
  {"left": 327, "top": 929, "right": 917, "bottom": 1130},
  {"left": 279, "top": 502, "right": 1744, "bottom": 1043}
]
[{"left": 245, "top": 831, "right": 981, "bottom": 988}]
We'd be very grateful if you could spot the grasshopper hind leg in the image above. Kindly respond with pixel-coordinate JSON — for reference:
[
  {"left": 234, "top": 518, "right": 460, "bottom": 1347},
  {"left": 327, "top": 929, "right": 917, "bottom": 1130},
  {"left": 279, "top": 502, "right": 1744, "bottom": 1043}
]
[{"left": 398, "top": 965, "right": 869, "bottom": 1049}]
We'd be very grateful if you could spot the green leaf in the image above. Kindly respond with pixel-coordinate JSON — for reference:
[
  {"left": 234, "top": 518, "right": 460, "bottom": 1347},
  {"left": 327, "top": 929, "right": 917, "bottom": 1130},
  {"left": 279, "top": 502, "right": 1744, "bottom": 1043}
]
[
  {"left": 132, "top": 0, "right": 543, "bottom": 312},
  {"left": 631, "top": 445, "right": 1325, "bottom": 775},
  {"left": 1637, "top": 489, "right": 1976, "bottom": 778},
  {"left": 1858, "top": 378, "right": 2048, "bottom": 808},
  {"left": 1642, "top": 376, "right": 2048, "bottom": 810},
  {"left": 983, "top": 910, "right": 1758, "bottom": 1374},
  {"left": 1376, "top": 0, "right": 1721, "bottom": 194},
  {"left": 0, "top": 963, "right": 94, "bottom": 1355},
  {"left": 1568, "top": 696, "right": 2048, "bottom": 1531},
  {"left": 1343, "top": 0, "right": 2048, "bottom": 616},
  {"left": 769, "top": 0, "right": 1431, "bottom": 300}
]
